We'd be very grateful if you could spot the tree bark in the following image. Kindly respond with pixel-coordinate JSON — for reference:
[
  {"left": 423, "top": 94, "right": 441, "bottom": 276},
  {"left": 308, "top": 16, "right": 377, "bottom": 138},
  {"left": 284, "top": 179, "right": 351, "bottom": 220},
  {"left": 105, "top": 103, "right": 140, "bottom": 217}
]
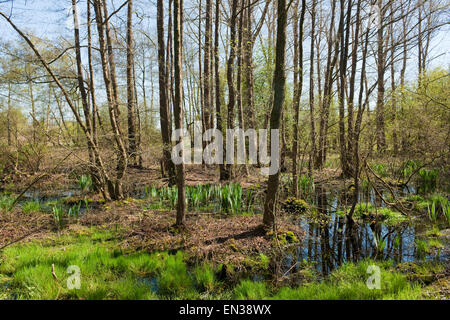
[
  {"left": 203, "top": 0, "right": 212, "bottom": 132},
  {"left": 157, "top": 0, "right": 176, "bottom": 185},
  {"left": 376, "top": 0, "right": 387, "bottom": 152},
  {"left": 173, "top": 0, "right": 186, "bottom": 227},
  {"left": 309, "top": 0, "right": 317, "bottom": 171},
  {"left": 126, "top": 0, "right": 137, "bottom": 166},
  {"left": 263, "top": 0, "right": 288, "bottom": 229},
  {"left": 224, "top": 0, "right": 239, "bottom": 180},
  {"left": 214, "top": 0, "right": 227, "bottom": 181},
  {"left": 292, "top": 0, "right": 306, "bottom": 196}
]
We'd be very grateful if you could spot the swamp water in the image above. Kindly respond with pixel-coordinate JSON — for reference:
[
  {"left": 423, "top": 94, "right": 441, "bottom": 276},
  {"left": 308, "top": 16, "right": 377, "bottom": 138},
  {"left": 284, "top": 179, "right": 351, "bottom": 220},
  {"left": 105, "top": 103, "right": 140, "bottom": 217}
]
[
  {"left": 280, "top": 185, "right": 449, "bottom": 276},
  {"left": 124, "top": 182, "right": 449, "bottom": 278},
  {"left": 8, "top": 183, "right": 448, "bottom": 291}
]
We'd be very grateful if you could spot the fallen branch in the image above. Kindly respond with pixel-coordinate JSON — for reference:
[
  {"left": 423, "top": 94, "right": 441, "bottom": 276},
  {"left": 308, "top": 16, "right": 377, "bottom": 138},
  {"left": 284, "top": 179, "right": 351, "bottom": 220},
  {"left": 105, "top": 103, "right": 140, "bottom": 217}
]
[
  {"left": 364, "top": 161, "right": 412, "bottom": 220},
  {"left": 0, "top": 227, "right": 45, "bottom": 251},
  {"left": 51, "top": 264, "right": 59, "bottom": 282}
]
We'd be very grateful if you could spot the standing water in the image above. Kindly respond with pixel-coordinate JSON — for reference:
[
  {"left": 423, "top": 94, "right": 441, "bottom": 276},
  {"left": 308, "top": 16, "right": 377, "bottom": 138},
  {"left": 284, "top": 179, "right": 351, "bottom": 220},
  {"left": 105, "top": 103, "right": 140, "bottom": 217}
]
[{"left": 282, "top": 184, "right": 448, "bottom": 276}]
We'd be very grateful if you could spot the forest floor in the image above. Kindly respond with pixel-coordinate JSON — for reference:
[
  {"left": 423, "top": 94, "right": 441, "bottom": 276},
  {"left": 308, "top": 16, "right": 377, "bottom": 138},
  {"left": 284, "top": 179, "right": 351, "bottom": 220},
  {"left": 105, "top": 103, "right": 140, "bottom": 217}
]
[{"left": 1, "top": 162, "right": 449, "bottom": 300}]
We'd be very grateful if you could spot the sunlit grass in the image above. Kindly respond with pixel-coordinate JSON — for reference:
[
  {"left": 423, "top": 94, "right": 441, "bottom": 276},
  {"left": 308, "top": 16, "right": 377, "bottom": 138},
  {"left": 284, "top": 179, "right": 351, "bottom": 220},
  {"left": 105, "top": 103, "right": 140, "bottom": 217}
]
[
  {"left": 0, "top": 194, "right": 15, "bottom": 212},
  {"left": 21, "top": 200, "right": 41, "bottom": 214},
  {"left": 193, "top": 263, "right": 217, "bottom": 292},
  {"left": 238, "top": 260, "right": 424, "bottom": 300},
  {"left": 0, "top": 229, "right": 223, "bottom": 300},
  {"left": 0, "top": 228, "right": 433, "bottom": 300}
]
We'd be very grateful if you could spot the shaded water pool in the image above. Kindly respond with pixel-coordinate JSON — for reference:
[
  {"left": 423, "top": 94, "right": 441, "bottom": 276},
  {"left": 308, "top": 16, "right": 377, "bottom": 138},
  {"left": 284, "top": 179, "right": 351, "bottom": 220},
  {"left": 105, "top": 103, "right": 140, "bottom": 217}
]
[{"left": 281, "top": 185, "right": 449, "bottom": 276}]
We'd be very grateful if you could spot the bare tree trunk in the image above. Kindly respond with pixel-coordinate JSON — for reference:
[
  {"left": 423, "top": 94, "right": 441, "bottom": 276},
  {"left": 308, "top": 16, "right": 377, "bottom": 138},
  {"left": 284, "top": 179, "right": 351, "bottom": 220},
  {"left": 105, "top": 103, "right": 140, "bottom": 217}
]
[
  {"left": 87, "top": 0, "right": 99, "bottom": 149},
  {"left": 376, "top": 0, "right": 386, "bottom": 153},
  {"left": 347, "top": 5, "right": 371, "bottom": 262},
  {"left": 93, "top": 0, "right": 127, "bottom": 199},
  {"left": 173, "top": 0, "right": 186, "bottom": 227},
  {"left": 418, "top": 2, "right": 423, "bottom": 83},
  {"left": 263, "top": 0, "right": 288, "bottom": 229},
  {"left": 243, "top": 0, "right": 256, "bottom": 166},
  {"left": 168, "top": 0, "right": 175, "bottom": 126},
  {"left": 7, "top": 83, "right": 11, "bottom": 146},
  {"left": 317, "top": 0, "right": 339, "bottom": 169},
  {"left": 400, "top": 1, "right": 408, "bottom": 152},
  {"left": 338, "top": 0, "right": 351, "bottom": 178},
  {"left": 292, "top": 0, "right": 306, "bottom": 196},
  {"left": 133, "top": 62, "right": 143, "bottom": 167},
  {"left": 214, "top": 0, "right": 227, "bottom": 181},
  {"left": 28, "top": 76, "right": 36, "bottom": 145},
  {"left": 347, "top": 0, "right": 362, "bottom": 174},
  {"left": 203, "top": 0, "right": 212, "bottom": 132},
  {"left": 157, "top": 0, "right": 176, "bottom": 185},
  {"left": 390, "top": 1, "right": 398, "bottom": 154},
  {"left": 198, "top": 0, "right": 205, "bottom": 143},
  {"left": 236, "top": 0, "right": 248, "bottom": 176},
  {"left": 72, "top": 0, "right": 98, "bottom": 183},
  {"left": 225, "top": 0, "right": 239, "bottom": 180},
  {"left": 309, "top": 0, "right": 317, "bottom": 171},
  {"left": 243, "top": 0, "right": 270, "bottom": 165},
  {"left": 126, "top": 0, "right": 137, "bottom": 166}
]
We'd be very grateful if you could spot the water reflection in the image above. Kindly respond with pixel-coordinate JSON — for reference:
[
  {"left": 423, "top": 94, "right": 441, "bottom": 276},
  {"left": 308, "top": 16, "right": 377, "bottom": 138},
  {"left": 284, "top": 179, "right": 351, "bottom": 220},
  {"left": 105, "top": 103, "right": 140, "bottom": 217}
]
[{"left": 286, "top": 184, "right": 445, "bottom": 275}]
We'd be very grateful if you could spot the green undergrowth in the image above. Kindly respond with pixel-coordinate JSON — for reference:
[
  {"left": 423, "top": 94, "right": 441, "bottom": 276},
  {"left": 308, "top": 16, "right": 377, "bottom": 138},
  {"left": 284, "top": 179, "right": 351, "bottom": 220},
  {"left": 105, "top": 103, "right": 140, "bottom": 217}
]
[
  {"left": 337, "top": 203, "right": 408, "bottom": 226},
  {"left": 142, "top": 183, "right": 260, "bottom": 216},
  {"left": 21, "top": 200, "right": 42, "bottom": 214},
  {"left": 404, "top": 193, "right": 450, "bottom": 226},
  {"left": 0, "top": 228, "right": 227, "bottom": 300},
  {"left": 396, "top": 261, "right": 445, "bottom": 284},
  {"left": 0, "top": 228, "right": 435, "bottom": 300},
  {"left": 0, "top": 194, "right": 15, "bottom": 212},
  {"left": 404, "top": 193, "right": 447, "bottom": 209},
  {"left": 282, "top": 197, "right": 309, "bottom": 214},
  {"left": 235, "top": 260, "right": 426, "bottom": 300}
]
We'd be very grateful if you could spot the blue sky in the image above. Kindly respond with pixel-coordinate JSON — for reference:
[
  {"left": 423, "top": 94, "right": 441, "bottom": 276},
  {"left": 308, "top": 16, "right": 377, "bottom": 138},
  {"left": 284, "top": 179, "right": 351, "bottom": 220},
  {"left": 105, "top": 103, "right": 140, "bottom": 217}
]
[
  {"left": 0, "top": 0, "right": 449, "bottom": 119},
  {"left": 1, "top": 0, "right": 449, "bottom": 69}
]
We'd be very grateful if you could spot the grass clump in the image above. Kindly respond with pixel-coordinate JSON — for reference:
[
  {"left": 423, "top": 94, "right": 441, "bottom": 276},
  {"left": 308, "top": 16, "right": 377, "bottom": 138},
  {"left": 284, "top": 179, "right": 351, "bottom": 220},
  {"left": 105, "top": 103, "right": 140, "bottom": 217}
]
[
  {"left": 272, "top": 260, "right": 423, "bottom": 300},
  {"left": 52, "top": 205, "right": 66, "bottom": 229},
  {"left": 193, "top": 264, "right": 216, "bottom": 292},
  {"left": 259, "top": 254, "right": 270, "bottom": 270},
  {"left": 79, "top": 175, "right": 92, "bottom": 192},
  {"left": 146, "top": 183, "right": 256, "bottom": 215},
  {"left": 405, "top": 195, "right": 425, "bottom": 202},
  {"left": 0, "top": 228, "right": 431, "bottom": 301},
  {"left": 424, "top": 225, "right": 442, "bottom": 238},
  {"left": 156, "top": 251, "right": 194, "bottom": 297},
  {"left": 396, "top": 261, "right": 445, "bottom": 284},
  {"left": 21, "top": 200, "right": 41, "bottom": 214},
  {"left": 398, "top": 159, "right": 422, "bottom": 180},
  {"left": 371, "top": 163, "right": 388, "bottom": 177},
  {"left": 415, "top": 240, "right": 430, "bottom": 261},
  {"left": 375, "top": 208, "right": 408, "bottom": 226},
  {"left": 233, "top": 260, "right": 425, "bottom": 300},
  {"left": 0, "top": 194, "right": 15, "bottom": 212},
  {"left": 339, "top": 203, "right": 408, "bottom": 226},
  {"left": 418, "top": 169, "right": 439, "bottom": 194},
  {"left": 234, "top": 280, "right": 270, "bottom": 300}
]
